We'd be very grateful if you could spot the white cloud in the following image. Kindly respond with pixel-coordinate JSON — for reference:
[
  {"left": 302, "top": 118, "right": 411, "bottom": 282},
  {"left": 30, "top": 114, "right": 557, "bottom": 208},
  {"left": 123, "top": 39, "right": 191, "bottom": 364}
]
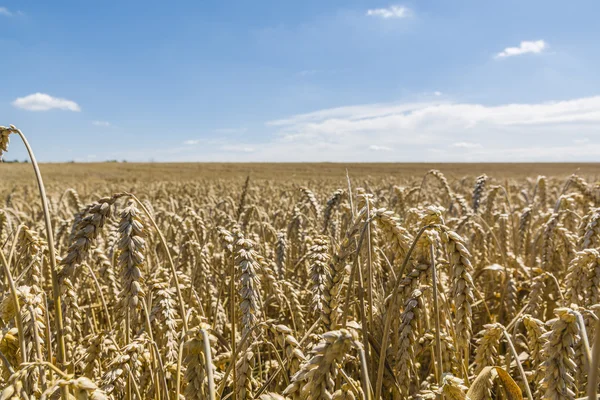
[
  {"left": 451, "top": 142, "right": 482, "bottom": 149},
  {"left": 268, "top": 101, "right": 441, "bottom": 127},
  {"left": 0, "top": 7, "right": 13, "bottom": 16},
  {"left": 369, "top": 145, "right": 393, "bottom": 151},
  {"left": 366, "top": 5, "right": 411, "bottom": 19},
  {"left": 434, "top": 91, "right": 442, "bottom": 97},
  {"left": 258, "top": 95, "right": 600, "bottom": 161},
  {"left": 184, "top": 139, "right": 201, "bottom": 145},
  {"left": 12, "top": 93, "right": 81, "bottom": 112},
  {"left": 495, "top": 40, "right": 547, "bottom": 58},
  {"left": 92, "top": 120, "right": 110, "bottom": 127},
  {"left": 574, "top": 138, "right": 590, "bottom": 145},
  {"left": 105, "top": 96, "right": 600, "bottom": 162}
]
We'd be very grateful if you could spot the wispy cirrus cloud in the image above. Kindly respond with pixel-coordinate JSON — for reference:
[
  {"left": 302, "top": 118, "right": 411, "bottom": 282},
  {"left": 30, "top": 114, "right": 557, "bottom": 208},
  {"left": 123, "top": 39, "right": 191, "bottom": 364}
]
[
  {"left": 112, "top": 96, "right": 600, "bottom": 162},
  {"left": 366, "top": 5, "right": 411, "bottom": 19},
  {"left": 495, "top": 40, "right": 547, "bottom": 58},
  {"left": 258, "top": 96, "right": 600, "bottom": 161},
  {"left": 92, "top": 120, "right": 111, "bottom": 127},
  {"left": 12, "top": 93, "right": 81, "bottom": 112},
  {"left": 0, "top": 7, "right": 13, "bottom": 17}
]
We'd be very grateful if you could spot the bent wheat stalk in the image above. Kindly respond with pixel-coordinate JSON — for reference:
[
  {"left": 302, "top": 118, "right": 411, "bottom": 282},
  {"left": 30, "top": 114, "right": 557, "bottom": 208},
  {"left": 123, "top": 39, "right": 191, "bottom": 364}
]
[{"left": 1, "top": 125, "right": 67, "bottom": 399}]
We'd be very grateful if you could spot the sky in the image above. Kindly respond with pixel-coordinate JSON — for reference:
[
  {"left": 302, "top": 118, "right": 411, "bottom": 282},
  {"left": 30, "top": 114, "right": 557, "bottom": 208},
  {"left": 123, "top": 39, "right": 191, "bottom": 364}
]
[{"left": 2, "top": 0, "right": 600, "bottom": 162}]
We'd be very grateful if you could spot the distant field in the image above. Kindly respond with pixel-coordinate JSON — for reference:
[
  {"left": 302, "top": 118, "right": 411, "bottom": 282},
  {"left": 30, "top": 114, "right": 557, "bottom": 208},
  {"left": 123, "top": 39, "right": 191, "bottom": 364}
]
[{"left": 3, "top": 162, "right": 599, "bottom": 184}]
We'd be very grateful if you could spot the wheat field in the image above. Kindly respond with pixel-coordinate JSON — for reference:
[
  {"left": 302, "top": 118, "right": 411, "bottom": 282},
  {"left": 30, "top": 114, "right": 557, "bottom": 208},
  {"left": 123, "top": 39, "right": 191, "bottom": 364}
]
[{"left": 2, "top": 126, "right": 600, "bottom": 399}]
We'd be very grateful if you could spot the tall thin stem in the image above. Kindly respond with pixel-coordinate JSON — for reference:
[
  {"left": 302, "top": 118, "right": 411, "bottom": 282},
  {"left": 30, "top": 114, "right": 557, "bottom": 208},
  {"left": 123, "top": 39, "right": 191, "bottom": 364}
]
[
  {"left": 13, "top": 128, "right": 67, "bottom": 399},
  {"left": 502, "top": 329, "right": 533, "bottom": 400},
  {"left": 201, "top": 329, "right": 217, "bottom": 400},
  {"left": 84, "top": 263, "right": 112, "bottom": 331},
  {"left": 357, "top": 346, "right": 373, "bottom": 400},
  {"left": 365, "top": 200, "right": 375, "bottom": 380},
  {"left": 125, "top": 308, "right": 132, "bottom": 400},
  {"left": 430, "top": 244, "right": 443, "bottom": 385},
  {"left": 230, "top": 253, "right": 237, "bottom": 400},
  {"left": 588, "top": 318, "right": 600, "bottom": 400}
]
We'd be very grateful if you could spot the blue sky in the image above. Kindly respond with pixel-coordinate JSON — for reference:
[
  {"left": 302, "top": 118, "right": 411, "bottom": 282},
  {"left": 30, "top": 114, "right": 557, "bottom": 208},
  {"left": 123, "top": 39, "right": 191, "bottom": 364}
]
[{"left": 2, "top": 0, "right": 600, "bottom": 162}]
